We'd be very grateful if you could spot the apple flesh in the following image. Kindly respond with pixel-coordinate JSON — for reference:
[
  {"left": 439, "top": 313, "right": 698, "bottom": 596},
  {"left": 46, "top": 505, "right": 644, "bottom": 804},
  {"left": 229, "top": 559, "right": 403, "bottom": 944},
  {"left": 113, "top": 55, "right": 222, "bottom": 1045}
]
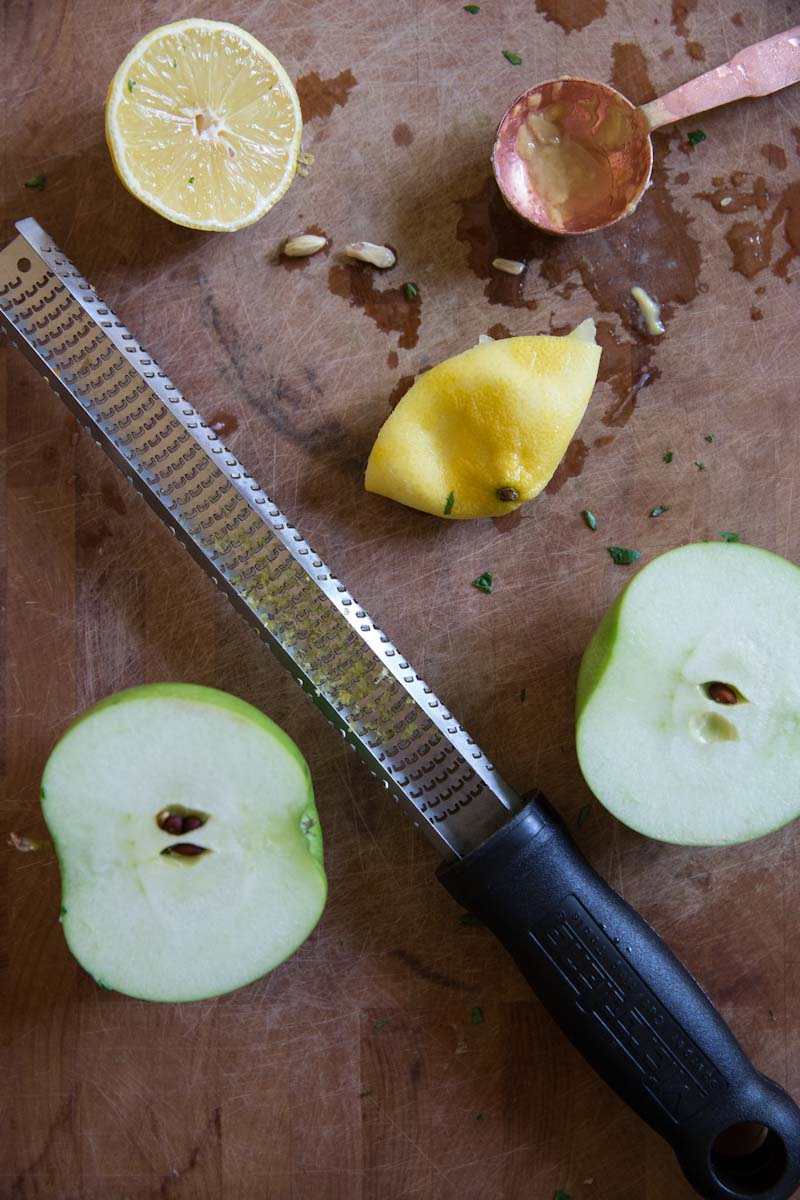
[
  {"left": 41, "top": 684, "right": 326, "bottom": 1001},
  {"left": 576, "top": 542, "right": 800, "bottom": 846}
]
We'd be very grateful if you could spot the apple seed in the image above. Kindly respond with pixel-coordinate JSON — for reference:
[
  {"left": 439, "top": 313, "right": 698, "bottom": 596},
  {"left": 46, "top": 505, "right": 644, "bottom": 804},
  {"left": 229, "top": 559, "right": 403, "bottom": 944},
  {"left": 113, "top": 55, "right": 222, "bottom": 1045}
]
[
  {"left": 707, "top": 682, "right": 738, "bottom": 705},
  {"left": 182, "top": 815, "right": 203, "bottom": 833},
  {"left": 158, "top": 812, "right": 184, "bottom": 835},
  {"left": 163, "top": 843, "right": 207, "bottom": 857}
]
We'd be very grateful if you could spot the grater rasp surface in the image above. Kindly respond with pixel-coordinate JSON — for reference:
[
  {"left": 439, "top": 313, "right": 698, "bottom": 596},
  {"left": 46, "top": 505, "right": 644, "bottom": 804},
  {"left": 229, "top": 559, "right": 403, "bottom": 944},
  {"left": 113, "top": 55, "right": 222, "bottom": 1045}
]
[{"left": 0, "top": 218, "right": 521, "bottom": 857}]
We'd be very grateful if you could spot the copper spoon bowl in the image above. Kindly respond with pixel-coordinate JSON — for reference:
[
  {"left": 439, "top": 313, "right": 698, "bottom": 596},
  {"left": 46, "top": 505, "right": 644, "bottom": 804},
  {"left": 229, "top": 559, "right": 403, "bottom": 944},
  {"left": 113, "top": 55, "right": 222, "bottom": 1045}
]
[{"left": 493, "top": 26, "right": 800, "bottom": 236}]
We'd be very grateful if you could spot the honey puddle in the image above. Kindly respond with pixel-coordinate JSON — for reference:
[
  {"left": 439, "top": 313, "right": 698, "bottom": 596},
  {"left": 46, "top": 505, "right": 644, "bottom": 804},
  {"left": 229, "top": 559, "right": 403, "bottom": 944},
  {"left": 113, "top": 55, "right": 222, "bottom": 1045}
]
[
  {"left": 533, "top": 0, "right": 607, "bottom": 33},
  {"left": 296, "top": 69, "right": 357, "bottom": 122},
  {"left": 328, "top": 264, "right": 421, "bottom": 349}
]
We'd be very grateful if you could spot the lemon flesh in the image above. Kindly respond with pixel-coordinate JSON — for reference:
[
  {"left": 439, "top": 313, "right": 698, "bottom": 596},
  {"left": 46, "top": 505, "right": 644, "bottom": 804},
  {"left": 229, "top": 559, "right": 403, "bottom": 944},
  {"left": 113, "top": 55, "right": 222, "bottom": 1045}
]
[
  {"left": 106, "top": 19, "right": 302, "bottom": 231},
  {"left": 365, "top": 324, "right": 601, "bottom": 519}
]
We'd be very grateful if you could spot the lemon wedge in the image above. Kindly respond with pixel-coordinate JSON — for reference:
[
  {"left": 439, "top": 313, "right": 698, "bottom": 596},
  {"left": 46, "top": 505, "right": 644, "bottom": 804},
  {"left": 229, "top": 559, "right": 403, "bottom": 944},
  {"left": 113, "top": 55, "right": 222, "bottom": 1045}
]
[
  {"left": 105, "top": 19, "right": 302, "bottom": 231},
  {"left": 365, "top": 322, "right": 601, "bottom": 519}
]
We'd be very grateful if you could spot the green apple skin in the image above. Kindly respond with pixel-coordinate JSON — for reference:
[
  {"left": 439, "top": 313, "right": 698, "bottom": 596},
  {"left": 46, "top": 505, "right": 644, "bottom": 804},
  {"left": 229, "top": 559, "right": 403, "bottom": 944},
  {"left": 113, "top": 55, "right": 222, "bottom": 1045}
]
[
  {"left": 576, "top": 542, "right": 800, "bottom": 846},
  {"left": 42, "top": 683, "right": 326, "bottom": 1002}
]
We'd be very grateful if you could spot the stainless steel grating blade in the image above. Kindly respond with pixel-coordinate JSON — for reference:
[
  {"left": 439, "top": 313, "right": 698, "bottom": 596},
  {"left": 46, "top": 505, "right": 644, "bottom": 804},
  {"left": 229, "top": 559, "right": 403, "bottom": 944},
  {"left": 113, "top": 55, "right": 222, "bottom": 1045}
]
[{"left": 0, "top": 218, "right": 521, "bottom": 857}]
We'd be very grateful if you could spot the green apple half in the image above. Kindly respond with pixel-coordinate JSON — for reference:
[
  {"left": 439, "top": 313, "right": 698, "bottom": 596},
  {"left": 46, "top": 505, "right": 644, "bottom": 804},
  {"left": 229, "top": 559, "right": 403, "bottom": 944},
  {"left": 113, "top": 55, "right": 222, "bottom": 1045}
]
[
  {"left": 41, "top": 684, "right": 326, "bottom": 1001},
  {"left": 576, "top": 542, "right": 800, "bottom": 846}
]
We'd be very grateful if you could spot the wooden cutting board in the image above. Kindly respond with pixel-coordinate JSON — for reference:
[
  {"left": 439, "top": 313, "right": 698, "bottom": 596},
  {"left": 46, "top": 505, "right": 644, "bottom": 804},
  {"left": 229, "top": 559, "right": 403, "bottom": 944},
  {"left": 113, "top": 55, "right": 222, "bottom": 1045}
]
[{"left": 3, "top": 2, "right": 800, "bottom": 1197}]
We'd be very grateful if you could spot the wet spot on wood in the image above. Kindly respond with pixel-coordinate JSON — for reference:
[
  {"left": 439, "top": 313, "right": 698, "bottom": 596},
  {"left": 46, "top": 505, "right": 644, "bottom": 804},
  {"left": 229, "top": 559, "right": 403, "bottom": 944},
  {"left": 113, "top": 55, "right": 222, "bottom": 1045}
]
[
  {"left": 393, "top": 122, "right": 414, "bottom": 146},
  {"left": 492, "top": 508, "right": 524, "bottom": 534},
  {"left": 101, "top": 479, "right": 126, "bottom": 516},
  {"left": 594, "top": 434, "right": 614, "bottom": 448},
  {"left": 77, "top": 520, "right": 111, "bottom": 552},
  {"left": 696, "top": 175, "right": 769, "bottom": 215},
  {"left": 731, "top": 11, "right": 744, "bottom": 26},
  {"left": 279, "top": 224, "right": 330, "bottom": 271},
  {"left": 487, "top": 322, "right": 512, "bottom": 339},
  {"left": 697, "top": 177, "right": 800, "bottom": 281},
  {"left": 328, "top": 264, "right": 421, "bottom": 348},
  {"left": 296, "top": 69, "right": 357, "bottom": 122},
  {"left": 206, "top": 411, "right": 239, "bottom": 438},
  {"left": 675, "top": 171, "right": 690, "bottom": 185},
  {"left": 671, "top": 0, "right": 697, "bottom": 38},
  {"left": 387, "top": 375, "right": 415, "bottom": 409},
  {"left": 761, "top": 144, "right": 787, "bottom": 171},
  {"left": 386, "top": 350, "right": 399, "bottom": 369},
  {"left": 686, "top": 41, "right": 705, "bottom": 61},
  {"left": 546, "top": 438, "right": 589, "bottom": 494},
  {"left": 533, "top": 0, "right": 607, "bottom": 33},
  {"left": 611, "top": 42, "right": 653, "bottom": 106},
  {"left": 750, "top": 306, "right": 763, "bottom": 321}
]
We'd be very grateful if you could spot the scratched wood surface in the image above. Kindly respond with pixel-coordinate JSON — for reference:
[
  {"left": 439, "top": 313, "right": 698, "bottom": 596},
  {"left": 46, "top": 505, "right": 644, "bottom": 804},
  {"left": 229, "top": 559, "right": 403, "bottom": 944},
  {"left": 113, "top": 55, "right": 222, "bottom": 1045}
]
[{"left": 3, "top": 1, "right": 800, "bottom": 1197}]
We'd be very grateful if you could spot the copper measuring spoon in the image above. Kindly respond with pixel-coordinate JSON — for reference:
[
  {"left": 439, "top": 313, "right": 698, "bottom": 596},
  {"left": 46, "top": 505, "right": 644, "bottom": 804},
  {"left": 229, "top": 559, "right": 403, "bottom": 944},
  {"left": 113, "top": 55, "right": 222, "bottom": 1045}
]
[{"left": 492, "top": 27, "right": 800, "bottom": 236}]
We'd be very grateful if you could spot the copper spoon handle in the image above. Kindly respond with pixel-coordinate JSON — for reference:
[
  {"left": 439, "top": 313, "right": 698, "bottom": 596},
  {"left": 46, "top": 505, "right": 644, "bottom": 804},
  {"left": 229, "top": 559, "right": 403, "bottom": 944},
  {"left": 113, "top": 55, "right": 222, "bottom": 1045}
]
[{"left": 641, "top": 26, "right": 800, "bottom": 131}]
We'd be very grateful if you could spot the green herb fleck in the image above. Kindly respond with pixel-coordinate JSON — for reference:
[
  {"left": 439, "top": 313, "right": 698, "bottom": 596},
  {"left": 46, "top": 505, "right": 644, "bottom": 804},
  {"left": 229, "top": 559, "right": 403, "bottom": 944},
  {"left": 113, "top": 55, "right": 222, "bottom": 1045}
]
[
  {"left": 649, "top": 505, "right": 669, "bottom": 518},
  {"left": 720, "top": 531, "right": 741, "bottom": 543},
  {"left": 608, "top": 546, "right": 641, "bottom": 565},
  {"left": 577, "top": 803, "right": 591, "bottom": 828},
  {"left": 705, "top": 433, "right": 715, "bottom": 443},
  {"left": 188, "top": 176, "right": 195, "bottom": 186},
  {"left": 24, "top": 174, "right": 46, "bottom": 190},
  {"left": 404, "top": 282, "right": 418, "bottom": 301},
  {"left": 464, "top": 3, "right": 481, "bottom": 11},
  {"left": 359, "top": 1090, "right": 371, "bottom": 1098},
  {"left": 461, "top": 913, "right": 484, "bottom": 926},
  {"left": 472, "top": 572, "right": 493, "bottom": 594},
  {"left": 553, "top": 1191, "right": 571, "bottom": 1200},
  {"left": 695, "top": 460, "right": 705, "bottom": 470},
  {"left": 502, "top": 50, "right": 523, "bottom": 65},
  {"left": 582, "top": 509, "right": 597, "bottom": 531},
  {"left": 475, "top": 1112, "right": 484, "bottom": 1120},
  {"left": 60, "top": 904, "right": 68, "bottom": 915},
  {"left": 444, "top": 490, "right": 455, "bottom": 515},
  {"left": 373, "top": 1019, "right": 388, "bottom": 1030},
  {"left": 687, "top": 129, "right": 706, "bottom": 146},
  {"left": 171, "top": 58, "right": 178, "bottom": 68},
  {"left": 128, "top": 79, "right": 136, "bottom": 93},
  {"left": 520, "top": 687, "right": 527, "bottom": 704},
  {"left": 663, "top": 450, "right": 674, "bottom": 463},
  {"left": 471, "top": 1006, "right": 484, "bottom": 1025}
]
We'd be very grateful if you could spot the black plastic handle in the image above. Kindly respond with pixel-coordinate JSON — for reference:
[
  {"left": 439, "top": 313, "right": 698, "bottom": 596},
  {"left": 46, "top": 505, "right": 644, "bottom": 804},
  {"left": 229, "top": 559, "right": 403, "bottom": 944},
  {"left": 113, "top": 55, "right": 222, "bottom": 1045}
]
[{"left": 437, "top": 794, "right": 800, "bottom": 1200}]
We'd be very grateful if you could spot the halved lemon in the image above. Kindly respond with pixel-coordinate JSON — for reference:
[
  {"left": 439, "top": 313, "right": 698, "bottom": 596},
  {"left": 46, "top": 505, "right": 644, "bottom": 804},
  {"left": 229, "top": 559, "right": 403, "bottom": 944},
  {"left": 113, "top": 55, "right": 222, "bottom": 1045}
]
[{"left": 106, "top": 19, "right": 302, "bottom": 232}]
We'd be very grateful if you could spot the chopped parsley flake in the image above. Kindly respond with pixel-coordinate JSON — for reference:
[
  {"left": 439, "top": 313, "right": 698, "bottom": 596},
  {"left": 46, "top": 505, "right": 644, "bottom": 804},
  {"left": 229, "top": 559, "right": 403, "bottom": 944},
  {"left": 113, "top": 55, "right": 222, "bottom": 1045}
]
[
  {"left": 24, "top": 174, "right": 46, "bottom": 190},
  {"left": 60, "top": 904, "right": 68, "bottom": 915},
  {"left": 705, "top": 433, "right": 715, "bottom": 443},
  {"left": 687, "top": 129, "right": 706, "bottom": 146},
  {"left": 188, "top": 176, "right": 195, "bottom": 186},
  {"left": 461, "top": 914, "right": 483, "bottom": 926},
  {"left": 502, "top": 50, "right": 523, "bottom": 65},
  {"left": 444, "top": 490, "right": 455, "bottom": 515},
  {"left": 720, "top": 531, "right": 741, "bottom": 543},
  {"left": 553, "top": 1192, "right": 571, "bottom": 1200},
  {"left": 404, "top": 282, "right": 418, "bottom": 301},
  {"left": 471, "top": 1006, "right": 484, "bottom": 1025},
  {"left": 472, "top": 572, "right": 493, "bottom": 594},
  {"left": 582, "top": 509, "right": 597, "bottom": 531},
  {"left": 464, "top": 3, "right": 481, "bottom": 10},
  {"left": 608, "top": 546, "right": 641, "bottom": 565},
  {"left": 359, "top": 1090, "right": 371, "bottom": 1098},
  {"left": 649, "top": 505, "right": 669, "bottom": 518},
  {"left": 171, "top": 58, "right": 178, "bottom": 68},
  {"left": 475, "top": 1112, "right": 484, "bottom": 1120},
  {"left": 577, "top": 804, "right": 591, "bottom": 828},
  {"left": 663, "top": 450, "right": 674, "bottom": 463},
  {"left": 695, "top": 460, "right": 706, "bottom": 470},
  {"left": 128, "top": 79, "right": 136, "bottom": 93},
  {"left": 373, "top": 1019, "right": 388, "bottom": 1030}
]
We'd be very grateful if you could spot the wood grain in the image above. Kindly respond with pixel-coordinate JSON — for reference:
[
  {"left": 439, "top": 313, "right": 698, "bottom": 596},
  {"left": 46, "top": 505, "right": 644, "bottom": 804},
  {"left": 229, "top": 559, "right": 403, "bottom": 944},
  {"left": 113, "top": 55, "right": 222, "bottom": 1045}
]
[{"left": 3, "top": 1, "right": 800, "bottom": 1196}]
